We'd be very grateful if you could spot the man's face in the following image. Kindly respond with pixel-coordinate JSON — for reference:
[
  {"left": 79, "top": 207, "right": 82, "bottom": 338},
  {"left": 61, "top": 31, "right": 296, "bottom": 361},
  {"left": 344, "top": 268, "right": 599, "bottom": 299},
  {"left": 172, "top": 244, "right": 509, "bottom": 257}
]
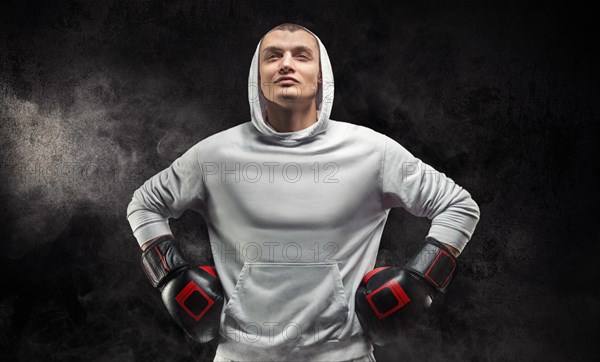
[{"left": 259, "top": 29, "right": 322, "bottom": 108}]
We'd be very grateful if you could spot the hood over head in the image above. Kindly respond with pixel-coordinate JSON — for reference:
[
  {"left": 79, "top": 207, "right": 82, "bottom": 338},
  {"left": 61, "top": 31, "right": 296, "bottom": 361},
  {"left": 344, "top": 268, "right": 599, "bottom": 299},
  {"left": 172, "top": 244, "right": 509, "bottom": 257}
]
[{"left": 248, "top": 25, "right": 334, "bottom": 145}]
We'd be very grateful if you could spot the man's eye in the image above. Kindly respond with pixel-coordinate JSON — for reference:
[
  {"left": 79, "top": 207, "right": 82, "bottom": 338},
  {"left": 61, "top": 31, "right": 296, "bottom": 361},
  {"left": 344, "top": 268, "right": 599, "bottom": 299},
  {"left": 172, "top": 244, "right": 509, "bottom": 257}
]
[{"left": 265, "top": 53, "right": 309, "bottom": 60}]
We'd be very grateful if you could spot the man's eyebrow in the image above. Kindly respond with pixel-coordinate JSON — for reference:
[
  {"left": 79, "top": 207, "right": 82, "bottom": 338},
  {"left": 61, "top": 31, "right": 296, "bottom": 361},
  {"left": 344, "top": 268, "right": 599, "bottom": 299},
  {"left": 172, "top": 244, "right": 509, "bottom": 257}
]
[{"left": 262, "top": 45, "right": 315, "bottom": 55}]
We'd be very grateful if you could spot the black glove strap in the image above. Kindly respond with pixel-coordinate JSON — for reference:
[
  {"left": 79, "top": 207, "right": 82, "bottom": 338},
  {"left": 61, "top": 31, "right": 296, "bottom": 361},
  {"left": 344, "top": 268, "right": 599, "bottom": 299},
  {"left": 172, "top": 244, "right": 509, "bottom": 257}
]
[
  {"left": 141, "top": 235, "right": 190, "bottom": 288},
  {"left": 404, "top": 237, "right": 458, "bottom": 293}
]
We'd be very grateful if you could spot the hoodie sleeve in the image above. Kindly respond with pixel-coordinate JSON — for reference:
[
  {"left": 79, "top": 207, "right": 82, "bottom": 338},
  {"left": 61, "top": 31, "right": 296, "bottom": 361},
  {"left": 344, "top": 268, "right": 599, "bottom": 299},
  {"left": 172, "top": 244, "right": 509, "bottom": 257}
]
[
  {"left": 126, "top": 143, "right": 206, "bottom": 247},
  {"left": 381, "top": 135, "right": 480, "bottom": 253}
]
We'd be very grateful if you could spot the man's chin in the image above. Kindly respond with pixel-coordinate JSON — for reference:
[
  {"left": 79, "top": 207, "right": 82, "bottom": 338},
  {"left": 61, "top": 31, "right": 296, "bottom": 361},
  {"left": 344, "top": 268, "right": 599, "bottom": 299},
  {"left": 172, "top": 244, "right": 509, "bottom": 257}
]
[{"left": 274, "top": 93, "right": 316, "bottom": 105}]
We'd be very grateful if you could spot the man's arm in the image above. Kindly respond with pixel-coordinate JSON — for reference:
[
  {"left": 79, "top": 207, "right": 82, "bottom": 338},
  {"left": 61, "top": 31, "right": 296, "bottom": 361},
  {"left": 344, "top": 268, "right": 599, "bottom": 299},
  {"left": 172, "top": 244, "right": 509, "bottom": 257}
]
[
  {"left": 126, "top": 142, "right": 205, "bottom": 248},
  {"left": 356, "top": 135, "right": 476, "bottom": 346},
  {"left": 380, "top": 135, "right": 480, "bottom": 253}
]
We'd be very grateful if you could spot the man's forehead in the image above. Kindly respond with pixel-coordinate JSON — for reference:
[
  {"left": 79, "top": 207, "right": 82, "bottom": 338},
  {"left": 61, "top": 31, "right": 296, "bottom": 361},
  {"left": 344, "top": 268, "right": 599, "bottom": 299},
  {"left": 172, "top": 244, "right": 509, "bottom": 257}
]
[{"left": 260, "top": 29, "right": 319, "bottom": 53}]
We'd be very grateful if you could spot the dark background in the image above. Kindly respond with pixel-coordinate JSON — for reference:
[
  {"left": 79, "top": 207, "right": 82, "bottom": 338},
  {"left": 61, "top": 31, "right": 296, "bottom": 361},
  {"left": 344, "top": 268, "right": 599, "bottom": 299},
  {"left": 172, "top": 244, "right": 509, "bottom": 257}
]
[{"left": 1, "top": 0, "right": 598, "bottom": 361}]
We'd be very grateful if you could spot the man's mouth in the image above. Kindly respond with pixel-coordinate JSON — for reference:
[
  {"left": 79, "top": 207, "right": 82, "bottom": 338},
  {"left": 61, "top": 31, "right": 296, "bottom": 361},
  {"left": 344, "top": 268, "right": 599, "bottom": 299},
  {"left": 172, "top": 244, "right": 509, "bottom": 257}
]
[{"left": 275, "top": 76, "right": 299, "bottom": 83}]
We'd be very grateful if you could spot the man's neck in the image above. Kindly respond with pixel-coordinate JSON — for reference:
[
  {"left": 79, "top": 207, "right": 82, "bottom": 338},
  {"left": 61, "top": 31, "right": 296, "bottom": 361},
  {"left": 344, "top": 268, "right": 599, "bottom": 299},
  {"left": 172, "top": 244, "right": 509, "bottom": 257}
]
[{"left": 265, "top": 101, "right": 318, "bottom": 132}]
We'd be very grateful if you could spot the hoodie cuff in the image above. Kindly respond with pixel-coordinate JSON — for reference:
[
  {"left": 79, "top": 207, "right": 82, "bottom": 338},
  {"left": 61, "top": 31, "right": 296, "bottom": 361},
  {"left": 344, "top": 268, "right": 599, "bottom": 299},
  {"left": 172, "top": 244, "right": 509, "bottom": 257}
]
[
  {"left": 133, "top": 221, "right": 173, "bottom": 248},
  {"left": 426, "top": 224, "right": 470, "bottom": 254}
]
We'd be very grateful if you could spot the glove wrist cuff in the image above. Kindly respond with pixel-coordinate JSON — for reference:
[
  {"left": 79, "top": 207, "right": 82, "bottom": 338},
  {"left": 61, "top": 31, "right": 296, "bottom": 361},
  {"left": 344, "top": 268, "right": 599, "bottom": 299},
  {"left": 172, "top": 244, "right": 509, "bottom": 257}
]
[
  {"left": 404, "top": 237, "right": 458, "bottom": 293},
  {"left": 141, "top": 235, "right": 190, "bottom": 288}
]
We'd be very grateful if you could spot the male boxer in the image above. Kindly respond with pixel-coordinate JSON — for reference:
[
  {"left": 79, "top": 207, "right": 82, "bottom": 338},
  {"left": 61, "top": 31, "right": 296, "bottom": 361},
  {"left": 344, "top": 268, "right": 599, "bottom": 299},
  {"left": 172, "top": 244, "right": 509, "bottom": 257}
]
[{"left": 127, "top": 23, "right": 479, "bottom": 362}]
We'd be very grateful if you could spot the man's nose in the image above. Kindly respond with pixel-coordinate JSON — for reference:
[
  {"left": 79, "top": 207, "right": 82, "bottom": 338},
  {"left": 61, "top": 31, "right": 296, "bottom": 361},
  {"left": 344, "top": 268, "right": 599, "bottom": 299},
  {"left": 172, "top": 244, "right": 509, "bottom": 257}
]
[{"left": 280, "top": 53, "right": 295, "bottom": 72}]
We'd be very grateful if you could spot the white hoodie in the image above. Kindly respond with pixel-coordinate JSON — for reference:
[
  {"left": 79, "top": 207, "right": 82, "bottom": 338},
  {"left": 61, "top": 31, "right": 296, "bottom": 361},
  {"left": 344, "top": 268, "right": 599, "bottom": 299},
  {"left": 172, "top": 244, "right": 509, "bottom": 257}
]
[{"left": 127, "top": 27, "right": 480, "bottom": 361}]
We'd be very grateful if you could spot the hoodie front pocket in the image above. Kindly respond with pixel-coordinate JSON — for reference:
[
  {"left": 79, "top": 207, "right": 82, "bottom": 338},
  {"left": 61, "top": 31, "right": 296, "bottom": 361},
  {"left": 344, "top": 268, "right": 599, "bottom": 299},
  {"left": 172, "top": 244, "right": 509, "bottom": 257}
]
[{"left": 221, "top": 262, "right": 350, "bottom": 348}]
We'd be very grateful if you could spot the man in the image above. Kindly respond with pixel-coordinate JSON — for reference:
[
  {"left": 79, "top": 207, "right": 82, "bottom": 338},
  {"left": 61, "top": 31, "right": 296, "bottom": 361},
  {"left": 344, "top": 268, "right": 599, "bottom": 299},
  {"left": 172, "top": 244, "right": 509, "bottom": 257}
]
[{"left": 127, "top": 23, "right": 479, "bottom": 362}]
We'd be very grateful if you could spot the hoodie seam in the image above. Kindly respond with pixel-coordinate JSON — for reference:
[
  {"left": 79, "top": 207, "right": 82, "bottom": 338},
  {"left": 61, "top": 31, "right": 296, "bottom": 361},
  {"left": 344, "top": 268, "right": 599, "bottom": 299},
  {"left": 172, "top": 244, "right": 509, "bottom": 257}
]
[{"left": 379, "top": 136, "right": 388, "bottom": 211}]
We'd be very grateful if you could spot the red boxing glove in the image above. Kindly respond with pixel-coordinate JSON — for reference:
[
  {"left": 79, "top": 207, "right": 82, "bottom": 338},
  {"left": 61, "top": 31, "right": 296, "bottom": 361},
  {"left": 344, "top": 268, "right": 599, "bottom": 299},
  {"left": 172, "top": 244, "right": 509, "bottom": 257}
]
[{"left": 355, "top": 237, "right": 458, "bottom": 346}]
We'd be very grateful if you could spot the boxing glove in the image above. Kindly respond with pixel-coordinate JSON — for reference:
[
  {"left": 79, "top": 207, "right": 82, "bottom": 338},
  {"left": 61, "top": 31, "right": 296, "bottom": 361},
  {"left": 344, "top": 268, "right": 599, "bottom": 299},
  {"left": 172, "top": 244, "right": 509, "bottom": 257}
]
[
  {"left": 355, "top": 237, "right": 458, "bottom": 346},
  {"left": 141, "top": 235, "right": 224, "bottom": 343}
]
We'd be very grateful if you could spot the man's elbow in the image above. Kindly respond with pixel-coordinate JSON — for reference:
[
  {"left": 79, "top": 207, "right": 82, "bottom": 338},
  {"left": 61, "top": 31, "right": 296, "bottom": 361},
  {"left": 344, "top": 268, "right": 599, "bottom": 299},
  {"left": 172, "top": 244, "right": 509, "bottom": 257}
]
[
  {"left": 460, "top": 189, "right": 481, "bottom": 224},
  {"left": 471, "top": 196, "right": 481, "bottom": 224},
  {"left": 126, "top": 194, "right": 143, "bottom": 222}
]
